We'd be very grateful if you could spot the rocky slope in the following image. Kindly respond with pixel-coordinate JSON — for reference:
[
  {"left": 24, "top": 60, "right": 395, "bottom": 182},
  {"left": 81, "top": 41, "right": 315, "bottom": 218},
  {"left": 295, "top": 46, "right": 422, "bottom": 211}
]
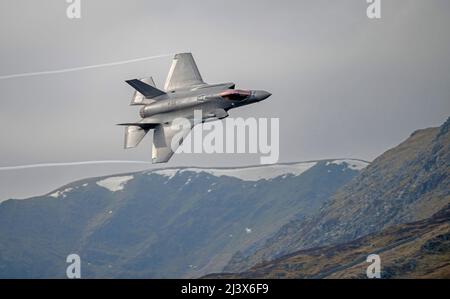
[
  {"left": 206, "top": 204, "right": 450, "bottom": 279},
  {"left": 225, "top": 117, "right": 450, "bottom": 272},
  {"left": 0, "top": 159, "right": 366, "bottom": 278}
]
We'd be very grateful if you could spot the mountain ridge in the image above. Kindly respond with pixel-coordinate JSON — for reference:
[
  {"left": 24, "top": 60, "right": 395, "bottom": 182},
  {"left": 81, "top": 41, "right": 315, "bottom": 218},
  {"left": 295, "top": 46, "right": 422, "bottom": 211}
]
[
  {"left": 0, "top": 158, "right": 369, "bottom": 202},
  {"left": 0, "top": 158, "right": 366, "bottom": 278},
  {"left": 224, "top": 118, "right": 450, "bottom": 273}
]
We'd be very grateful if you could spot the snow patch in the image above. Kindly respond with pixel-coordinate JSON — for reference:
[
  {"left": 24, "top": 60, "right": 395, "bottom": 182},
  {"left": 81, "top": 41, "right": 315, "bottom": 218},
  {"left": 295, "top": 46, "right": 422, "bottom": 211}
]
[
  {"left": 328, "top": 159, "right": 368, "bottom": 171},
  {"left": 49, "top": 187, "right": 73, "bottom": 198},
  {"left": 151, "top": 169, "right": 178, "bottom": 179},
  {"left": 147, "top": 160, "right": 367, "bottom": 183},
  {"left": 149, "top": 162, "right": 317, "bottom": 182},
  {"left": 96, "top": 175, "right": 134, "bottom": 192},
  {"left": 195, "top": 162, "right": 317, "bottom": 181}
]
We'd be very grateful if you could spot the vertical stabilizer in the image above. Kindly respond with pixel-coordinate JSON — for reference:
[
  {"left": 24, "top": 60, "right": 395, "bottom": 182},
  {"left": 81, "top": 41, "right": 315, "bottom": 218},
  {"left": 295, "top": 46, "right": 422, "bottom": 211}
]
[{"left": 124, "top": 125, "right": 149, "bottom": 148}]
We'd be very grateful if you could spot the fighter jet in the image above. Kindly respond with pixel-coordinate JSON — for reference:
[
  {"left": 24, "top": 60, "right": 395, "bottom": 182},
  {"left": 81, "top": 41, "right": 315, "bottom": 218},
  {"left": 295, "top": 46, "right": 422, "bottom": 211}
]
[{"left": 119, "top": 53, "right": 271, "bottom": 163}]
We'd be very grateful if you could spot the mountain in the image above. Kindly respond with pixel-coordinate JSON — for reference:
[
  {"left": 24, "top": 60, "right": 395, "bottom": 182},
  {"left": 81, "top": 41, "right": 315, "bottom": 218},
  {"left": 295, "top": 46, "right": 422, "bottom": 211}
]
[
  {"left": 205, "top": 203, "right": 450, "bottom": 279},
  {"left": 0, "top": 159, "right": 367, "bottom": 278},
  {"left": 224, "top": 117, "right": 450, "bottom": 273}
]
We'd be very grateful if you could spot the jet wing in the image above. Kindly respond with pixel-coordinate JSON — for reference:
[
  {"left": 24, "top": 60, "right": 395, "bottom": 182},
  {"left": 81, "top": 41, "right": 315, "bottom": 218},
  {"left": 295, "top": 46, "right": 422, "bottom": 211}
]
[
  {"left": 151, "top": 120, "right": 194, "bottom": 163},
  {"left": 164, "top": 53, "right": 205, "bottom": 91}
]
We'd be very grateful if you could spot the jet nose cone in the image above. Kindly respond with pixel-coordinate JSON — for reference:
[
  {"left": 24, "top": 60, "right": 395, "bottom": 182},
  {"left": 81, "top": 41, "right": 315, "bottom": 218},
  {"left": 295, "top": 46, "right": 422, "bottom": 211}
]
[{"left": 253, "top": 90, "right": 272, "bottom": 101}]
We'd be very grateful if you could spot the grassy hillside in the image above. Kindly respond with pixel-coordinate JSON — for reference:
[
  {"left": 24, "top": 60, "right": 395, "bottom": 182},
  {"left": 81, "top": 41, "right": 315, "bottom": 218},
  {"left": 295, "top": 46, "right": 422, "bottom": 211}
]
[{"left": 205, "top": 204, "right": 450, "bottom": 279}]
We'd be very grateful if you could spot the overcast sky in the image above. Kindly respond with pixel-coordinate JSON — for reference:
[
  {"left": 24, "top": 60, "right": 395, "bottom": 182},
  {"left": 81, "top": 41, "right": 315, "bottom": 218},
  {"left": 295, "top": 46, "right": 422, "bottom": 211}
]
[{"left": 0, "top": 0, "right": 449, "bottom": 200}]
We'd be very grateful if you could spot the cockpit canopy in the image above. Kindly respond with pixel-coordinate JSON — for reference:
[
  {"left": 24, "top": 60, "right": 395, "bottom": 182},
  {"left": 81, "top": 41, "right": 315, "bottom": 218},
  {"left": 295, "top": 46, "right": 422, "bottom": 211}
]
[{"left": 219, "top": 89, "right": 251, "bottom": 101}]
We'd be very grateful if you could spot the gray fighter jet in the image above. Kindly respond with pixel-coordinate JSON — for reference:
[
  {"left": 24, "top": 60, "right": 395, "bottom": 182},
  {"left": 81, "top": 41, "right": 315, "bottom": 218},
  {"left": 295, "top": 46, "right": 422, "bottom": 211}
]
[{"left": 119, "top": 53, "right": 271, "bottom": 163}]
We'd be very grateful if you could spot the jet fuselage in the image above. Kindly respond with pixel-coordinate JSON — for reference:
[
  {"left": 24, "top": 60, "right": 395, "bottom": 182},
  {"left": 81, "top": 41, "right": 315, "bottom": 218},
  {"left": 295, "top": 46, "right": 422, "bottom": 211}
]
[{"left": 139, "top": 82, "right": 271, "bottom": 124}]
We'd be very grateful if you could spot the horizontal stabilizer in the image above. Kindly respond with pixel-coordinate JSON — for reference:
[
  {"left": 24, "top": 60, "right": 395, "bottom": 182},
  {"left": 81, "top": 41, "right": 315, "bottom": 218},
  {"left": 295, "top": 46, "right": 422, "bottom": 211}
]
[
  {"left": 130, "top": 77, "right": 157, "bottom": 105},
  {"left": 126, "top": 79, "right": 166, "bottom": 99},
  {"left": 117, "top": 122, "right": 159, "bottom": 129}
]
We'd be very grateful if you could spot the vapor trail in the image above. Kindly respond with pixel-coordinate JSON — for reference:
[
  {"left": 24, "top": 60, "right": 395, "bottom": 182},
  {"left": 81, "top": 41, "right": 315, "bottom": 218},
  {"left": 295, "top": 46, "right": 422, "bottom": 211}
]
[
  {"left": 0, "top": 53, "right": 172, "bottom": 80},
  {"left": 0, "top": 160, "right": 153, "bottom": 171}
]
